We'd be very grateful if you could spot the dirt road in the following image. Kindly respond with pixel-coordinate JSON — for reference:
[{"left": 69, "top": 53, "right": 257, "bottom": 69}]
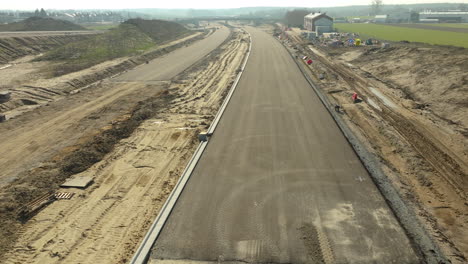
[
  {"left": 0, "top": 27, "right": 228, "bottom": 187},
  {"left": 2, "top": 28, "right": 249, "bottom": 264},
  {"left": 150, "top": 27, "right": 419, "bottom": 263}
]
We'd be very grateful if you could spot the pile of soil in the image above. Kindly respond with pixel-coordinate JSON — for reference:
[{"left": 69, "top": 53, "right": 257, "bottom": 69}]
[
  {"left": 0, "top": 17, "right": 86, "bottom": 31},
  {"left": 123, "top": 18, "right": 189, "bottom": 43},
  {"left": 0, "top": 35, "right": 92, "bottom": 64},
  {"left": 314, "top": 42, "right": 468, "bottom": 263},
  {"left": 341, "top": 44, "right": 468, "bottom": 130}
]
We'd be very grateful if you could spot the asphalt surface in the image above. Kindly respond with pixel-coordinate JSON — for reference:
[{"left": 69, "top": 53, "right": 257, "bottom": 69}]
[
  {"left": 150, "top": 27, "right": 420, "bottom": 263},
  {"left": 113, "top": 27, "right": 230, "bottom": 82}
]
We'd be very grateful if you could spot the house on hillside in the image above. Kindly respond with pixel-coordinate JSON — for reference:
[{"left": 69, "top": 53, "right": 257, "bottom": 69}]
[{"left": 304, "top": 12, "right": 333, "bottom": 35}]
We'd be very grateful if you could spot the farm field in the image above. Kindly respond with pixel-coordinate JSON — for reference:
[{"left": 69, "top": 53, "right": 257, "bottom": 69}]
[
  {"left": 429, "top": 23, "right": 468, "bottom": 29},
  {"left": 334, "top": 23, "right": 468, "bottom": 48}
]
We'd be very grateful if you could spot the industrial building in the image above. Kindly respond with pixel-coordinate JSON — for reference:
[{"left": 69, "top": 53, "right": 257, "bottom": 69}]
[
  {"left": 374, "top": 15, "right": 389, "bottom": 23},
  {"left": 374, "top": 12, "right": 411, "bottom": 23},
  {"left": 304, "top": 12, "right": 333, "bottom": 35},
  {"left": 419, "top": 11, "right": 468, "bottom": 23}
]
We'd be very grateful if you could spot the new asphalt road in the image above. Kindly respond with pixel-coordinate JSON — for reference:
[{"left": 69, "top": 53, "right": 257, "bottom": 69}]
[{"left": 150, "top": 27, "right": 420, "bottom": 263}]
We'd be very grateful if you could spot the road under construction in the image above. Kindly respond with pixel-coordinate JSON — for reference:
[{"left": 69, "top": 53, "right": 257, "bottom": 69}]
[
  {"left": 141, "top": 26, "right": 421, "bottom": 263},
  {"left": 2, "top": 23, "right": 456, "bottom": 264}
]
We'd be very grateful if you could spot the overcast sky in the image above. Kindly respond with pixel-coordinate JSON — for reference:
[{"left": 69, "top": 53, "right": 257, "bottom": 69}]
[{"left": 2, "top": 0, "right": 467, "bottom": 10}]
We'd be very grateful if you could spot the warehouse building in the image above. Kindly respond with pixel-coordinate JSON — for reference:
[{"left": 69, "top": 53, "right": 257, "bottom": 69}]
[
  {"left": 374, "top": 12, "right": 411, "bottom": 23},
  {"left": 304, "top": 12, "right": 333, "bottom": 35},
  {"left": 419, "top": 11, "right": 468, "bottom": 23},
  {"left": 374, "top": 15, "right": 389, "bottom": 23}
]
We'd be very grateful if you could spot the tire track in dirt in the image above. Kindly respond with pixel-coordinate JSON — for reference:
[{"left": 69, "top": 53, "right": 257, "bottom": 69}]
[
  {"left": 309, "top": 48, "right": 467, "bottom": 198},
  {"left": 295, "top": 42, "right": 467, "bottom": 263},
  {"left": 3, "top": 28, "right": 249, "bottom": 264},
  {"left": 169, "top": 32, "right": 245, "bottom": 112}
]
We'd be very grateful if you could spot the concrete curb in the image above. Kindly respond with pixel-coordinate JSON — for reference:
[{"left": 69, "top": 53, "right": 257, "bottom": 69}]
[
  {"left": 129, "top": 29, "right": 252, "bottom": 264},
  {"left": 280, "top": 38, "right": 448, "bottom": 264}
]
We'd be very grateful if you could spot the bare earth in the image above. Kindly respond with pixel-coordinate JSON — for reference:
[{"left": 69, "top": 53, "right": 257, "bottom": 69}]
[
  {"left": 1, "top": 26, "right": 248, "bottom": 263},
  {"left": 1, "top": 22, "right": 466, "bottom": 264},
  {"left": 0, "top": 31, "right": 204, "bottom": 120},
  {"left": 151, "top": 26, "right": 418, "bottom": 263},
  {"left": 289, "top": 38, "right": 467, "bottom": 263}
]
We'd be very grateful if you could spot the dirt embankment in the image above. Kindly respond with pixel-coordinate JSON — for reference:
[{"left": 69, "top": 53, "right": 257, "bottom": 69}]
[
  {"left": 0, "top": 34, "right": 93, "bottom": 64},
  {"left": 0, "top": 28, "right": 248, "bottom": 263},
  {"left": 295, "top": 42, "right": 467, "bottom": 263},
  {"left": 350, "top": 45, "right": 468, "bottom": 130},
  {"left": 0, "top": 17, "right": 86, "bottom": 32},
  {"left": 123, "top": 18, "right": 189, "bottom": 42},
  {"left": 0, "top": 31, "right": 205, "bottom": 119},
  {"left": 62, "top": 31, "right": 206, "bottom": 92},
  {"left": 35, "top": 19, "right": 193, "bottom": 77}
]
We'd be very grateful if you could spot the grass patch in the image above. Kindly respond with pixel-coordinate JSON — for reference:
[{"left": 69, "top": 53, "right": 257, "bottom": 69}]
[
  {"left": 346, "top": 16, "right": 373, "bottom": 20},
  {"left": 0, "top": 17, "right": 85, "bottom": 31},
  {"left": 36, "top": 19, "right": 191, "bottom": 76},
  {"left": 334, "top": 23, "right": 468, "bottom": 48},
  {"left": 37, "top": 23, "right": 155, "bottom": 76},
  {"left": 123, "top": 18, "right": 189, "bottom": 42},
  {"left": 428, "top": 23, "right": 468, "bottom": 29},
  {"left": 83, "top": 23, "right": 118, "bottom": 30}
]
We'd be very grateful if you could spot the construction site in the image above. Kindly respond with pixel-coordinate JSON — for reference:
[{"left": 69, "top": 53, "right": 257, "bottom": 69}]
[{"left": 0, "top": 7, "right": 466, "bottom": 264}]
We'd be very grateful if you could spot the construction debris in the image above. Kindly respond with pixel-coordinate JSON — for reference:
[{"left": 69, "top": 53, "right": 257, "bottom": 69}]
[
  {"left": 54, "top": 192, "right": 75, "bottom": 200},
  {"left": 17, "top": 192, "right": 55, "bottom": 220},
  {"left": 60, "top": 175, "right": 94, "bottom": 188}
]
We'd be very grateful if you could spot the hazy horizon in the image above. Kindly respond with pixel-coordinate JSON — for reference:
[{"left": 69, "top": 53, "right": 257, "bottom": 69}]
[{"left": 3, "top": 0, "right": 467, "bottom": 11}]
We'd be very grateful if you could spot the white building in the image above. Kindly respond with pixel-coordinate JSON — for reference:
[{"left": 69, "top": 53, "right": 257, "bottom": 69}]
[
  {"left": 374, "top": 15, "right": 389, "bottom": 23},
  {"left": 304, "top": 12, "right": 333, "bottom": 34},
  {"left": 419, "top": 11, "right": 468, "bottom": 23}
]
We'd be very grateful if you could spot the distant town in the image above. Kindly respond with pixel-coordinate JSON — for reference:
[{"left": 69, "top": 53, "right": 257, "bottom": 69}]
[{"left": 1, "top": 3, "right": 467, "bottom": 24}]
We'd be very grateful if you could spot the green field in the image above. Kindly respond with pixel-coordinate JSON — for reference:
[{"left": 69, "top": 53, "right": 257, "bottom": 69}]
[
  {"left": 83, "top": 24, "right": 118, "bottom": 30},
  {"left": 345, "top": 16, "right": 373, "bottom": 20},
  {"left": 428, "top": 23, "right": 468, "bottom": 29},
  {"left": 334, "top": 23, "right": 468, "bottom": 48}
]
